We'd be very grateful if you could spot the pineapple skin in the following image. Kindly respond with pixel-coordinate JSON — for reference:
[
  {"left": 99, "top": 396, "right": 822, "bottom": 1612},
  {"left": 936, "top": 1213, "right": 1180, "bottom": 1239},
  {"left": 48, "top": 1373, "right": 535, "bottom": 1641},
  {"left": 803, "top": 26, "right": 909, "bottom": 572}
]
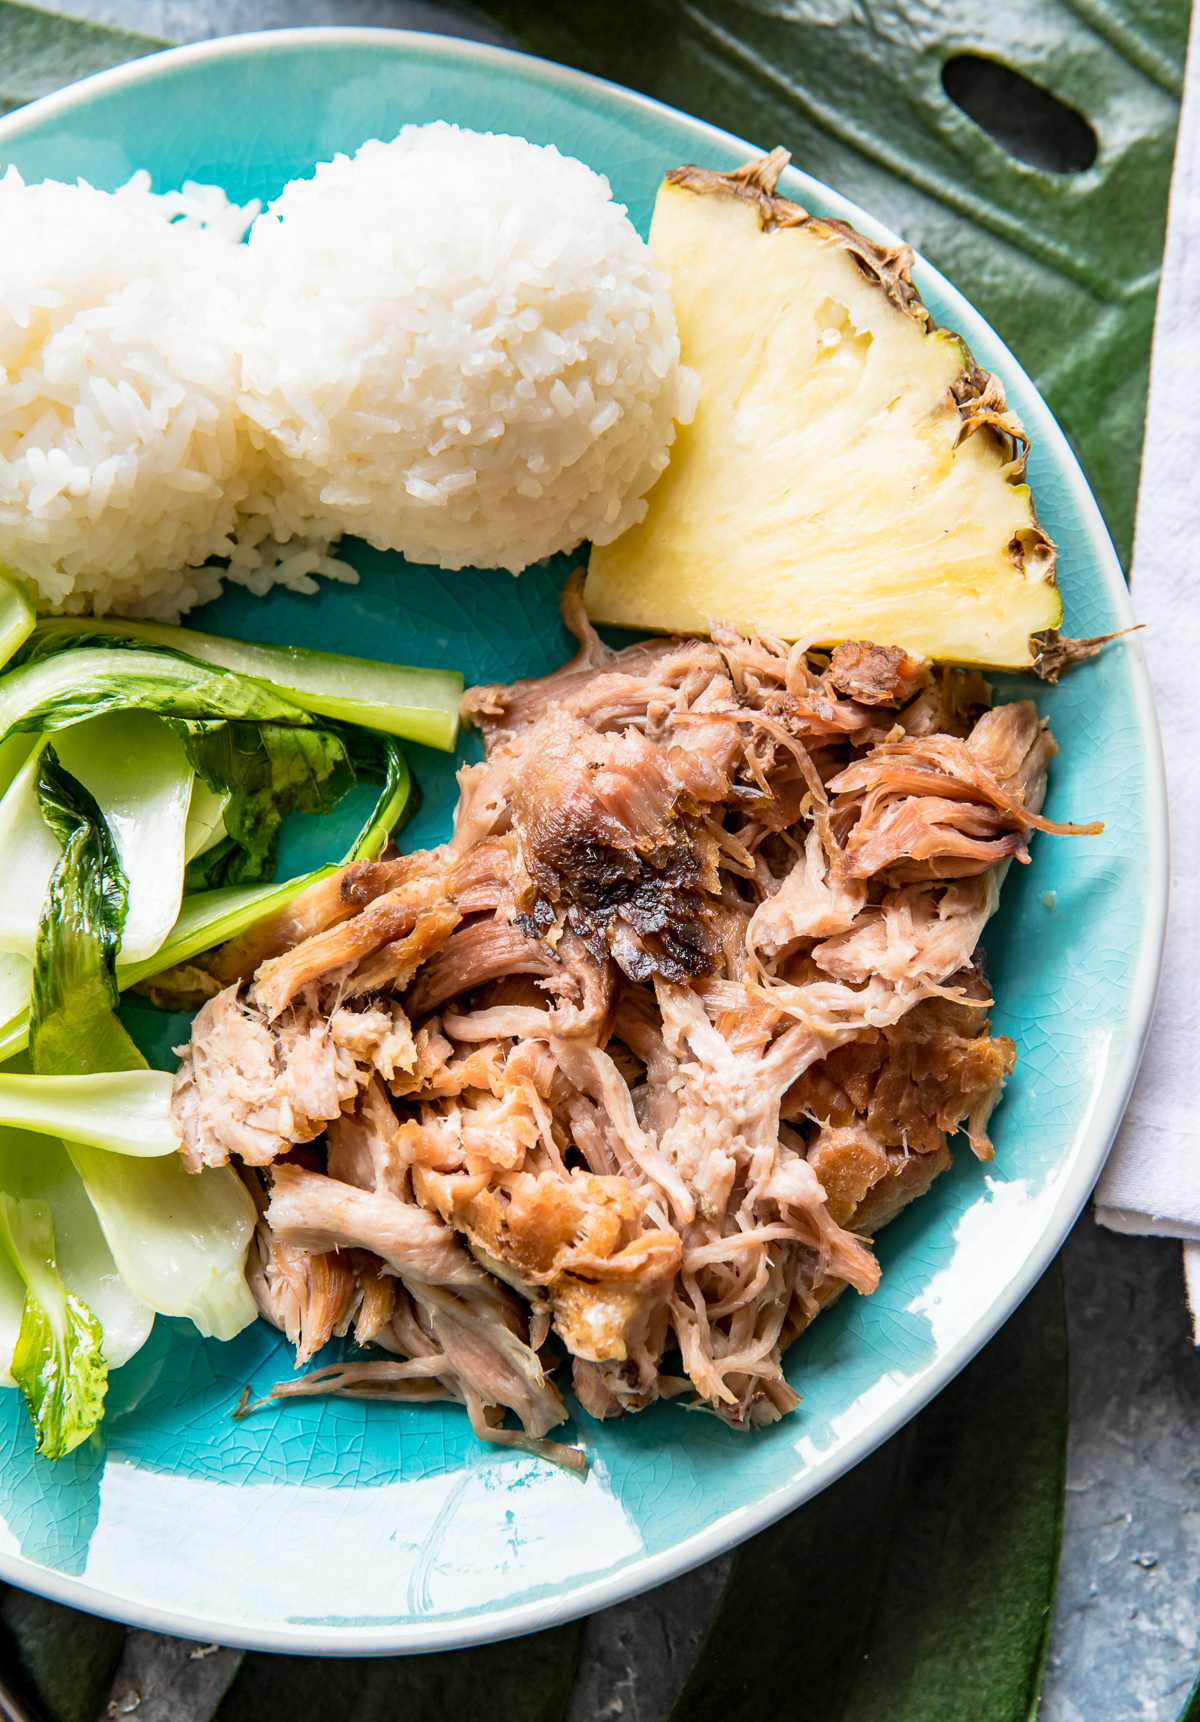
[{"left": 585, "top": 163, "right": 1062, "bottom": 669}]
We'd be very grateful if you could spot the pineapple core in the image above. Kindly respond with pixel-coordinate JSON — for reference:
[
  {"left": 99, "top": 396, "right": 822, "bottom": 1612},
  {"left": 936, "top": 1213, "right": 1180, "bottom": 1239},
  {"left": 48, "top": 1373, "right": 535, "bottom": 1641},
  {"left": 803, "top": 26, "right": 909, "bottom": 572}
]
[{"left": 585, "top": 158, "right": 1062, "bottom": 668}]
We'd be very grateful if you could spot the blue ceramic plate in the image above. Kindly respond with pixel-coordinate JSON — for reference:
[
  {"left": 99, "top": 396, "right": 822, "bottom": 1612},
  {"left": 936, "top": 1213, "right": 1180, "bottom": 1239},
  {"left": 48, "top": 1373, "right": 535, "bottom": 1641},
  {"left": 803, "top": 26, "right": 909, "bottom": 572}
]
[{"left": 0, "top": 28, "right": 1165, "bottom": 1654}]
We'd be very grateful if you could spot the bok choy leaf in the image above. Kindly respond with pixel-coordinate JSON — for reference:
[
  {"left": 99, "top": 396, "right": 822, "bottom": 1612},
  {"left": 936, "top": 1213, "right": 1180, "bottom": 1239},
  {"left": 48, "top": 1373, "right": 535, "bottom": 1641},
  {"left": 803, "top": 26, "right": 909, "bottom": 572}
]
[
  {"left": 0, "top": 633, "right": 416, "bottom": 891},
  {"left": 24, "top": 617, "right": 463, "bottom": 751},
  {"left": 122, "top": 735, "right": 412, "bottom": 988},
  {"left": 0, "top": 714, "right": 195, "bottom": 966},
  {"left": 0, "top": 1192, "right": 106, "bottom": 1459},
  {"left": 0, "top": 703, "right": 360, "bottom": 954},
  {"left": 0, "top": 646, "right": 312, "bottom": 744},
  {"left": 172, "top": 718, "right": 355, "bottom": 889},
  {"left": 124, "top": 735, "right": 414, "bottom": 999},
  {"left": 0, "top": 713, "right": 415, "bottom": 1059},
  {"left": 30, "top": 745, "right": 143, "bottom": 1076}
]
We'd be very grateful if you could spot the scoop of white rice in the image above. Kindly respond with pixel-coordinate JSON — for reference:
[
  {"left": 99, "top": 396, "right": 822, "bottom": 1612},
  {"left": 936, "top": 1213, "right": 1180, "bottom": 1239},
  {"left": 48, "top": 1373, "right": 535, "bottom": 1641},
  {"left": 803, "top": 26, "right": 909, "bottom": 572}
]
[
  {"left": 238, "top": 123, "right": 698, "bottom": 572},
  {"left": 0, "top": 168, "right": 350, "bottom": 619}
]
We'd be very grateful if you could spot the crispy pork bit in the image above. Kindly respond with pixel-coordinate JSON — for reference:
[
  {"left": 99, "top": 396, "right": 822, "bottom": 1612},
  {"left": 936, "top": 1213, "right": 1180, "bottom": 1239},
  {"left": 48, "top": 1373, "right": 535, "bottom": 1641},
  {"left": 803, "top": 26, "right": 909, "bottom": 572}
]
[
  {"left": 828, "top": 641, "right": 931, "bottom": 708},
  {"left": 167, "top": 576, "right": 1100, "bottom": 1460},
  {"left": 510, "top": 708, "right": 721, "bottom": 983}
]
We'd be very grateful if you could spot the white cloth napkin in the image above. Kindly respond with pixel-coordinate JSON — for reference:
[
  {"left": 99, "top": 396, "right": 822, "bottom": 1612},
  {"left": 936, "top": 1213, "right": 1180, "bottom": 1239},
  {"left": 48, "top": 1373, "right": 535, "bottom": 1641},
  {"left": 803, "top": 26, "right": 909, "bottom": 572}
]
[{"left": 1092, "top": 0, "right": 1200, "bottom": 1327}]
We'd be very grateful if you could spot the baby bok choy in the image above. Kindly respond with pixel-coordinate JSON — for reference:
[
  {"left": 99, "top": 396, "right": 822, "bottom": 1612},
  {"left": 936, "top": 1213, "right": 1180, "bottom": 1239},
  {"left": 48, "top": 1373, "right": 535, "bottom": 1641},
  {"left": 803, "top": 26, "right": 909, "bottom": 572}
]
[
  {"left": 174, "top": 719, "right": 354, "bottom": 889},
  {"left": 0, "top": 1129, "right": 153, "bottom": 1387},
  {"left": 0, "top": 648, "right": 345, "bottom": 893},
  {"left": 0, "top": 714, "right": 193, "bottom": 964},
  {"left": 0, "top": 747, "right": 257, "bottom": 1455},
  {"left": 0, "top": 625, "right": 417, "bottom": 1036},
  {"left": 30, "top": 748, "right": 257, "bottom": 1325},
  {"left": 0, "top": 580, "right": 439, "bottom": 1454},
  {"left": 0, "top": 568, "right": 35, "bottom": 672},
  {"left": 0, "top": 732, "right": 412, "bottom": 1064},
  {"left": 24, "top": 615, "right": 463, "bottom": 751}
]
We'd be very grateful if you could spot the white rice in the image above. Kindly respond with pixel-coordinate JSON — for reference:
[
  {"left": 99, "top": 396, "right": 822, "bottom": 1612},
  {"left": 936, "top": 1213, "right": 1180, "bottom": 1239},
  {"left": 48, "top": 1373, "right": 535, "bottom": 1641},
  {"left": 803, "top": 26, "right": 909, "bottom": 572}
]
[
  {"left": 0, "top": 168, "right": 350, "bottom": 619},
  {"left": 0, "top": 124, "right": 696, "bottom": 617},
  {"left": 238, "top": 123, "right": 698, "bottom": 573}
]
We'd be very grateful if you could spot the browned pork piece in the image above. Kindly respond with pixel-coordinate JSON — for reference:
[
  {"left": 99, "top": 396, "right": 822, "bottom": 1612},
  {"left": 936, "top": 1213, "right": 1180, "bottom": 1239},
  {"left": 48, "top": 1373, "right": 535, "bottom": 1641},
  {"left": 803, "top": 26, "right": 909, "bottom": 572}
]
[{"left": 166, "top": 574, "right": 1100, "bottom": 1461}]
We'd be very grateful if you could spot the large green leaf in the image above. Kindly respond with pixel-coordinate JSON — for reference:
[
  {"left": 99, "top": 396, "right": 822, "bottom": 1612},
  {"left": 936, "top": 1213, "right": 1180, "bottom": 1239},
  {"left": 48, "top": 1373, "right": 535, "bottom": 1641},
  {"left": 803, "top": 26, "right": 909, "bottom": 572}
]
[
  {"left": 667, "top": 1258, "right": 1068, "bottom": 1722},
  {"left": 0, "top": 1, "right": 164, "bottom": 117},
  {"left": 211, "top": 1622, "right": 584, "bottom": 1722},
  {"left": 471, "top": 0, "right": 1188, "bottom": 563},
  {"left": 0, "top": 1585, "right": 125, "bottom": 1722}
]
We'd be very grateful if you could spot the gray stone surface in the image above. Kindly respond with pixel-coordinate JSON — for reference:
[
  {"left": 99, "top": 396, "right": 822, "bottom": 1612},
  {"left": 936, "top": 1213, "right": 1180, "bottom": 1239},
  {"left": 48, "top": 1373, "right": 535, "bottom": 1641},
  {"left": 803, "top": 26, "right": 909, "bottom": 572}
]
[
  {"left": 564, "top": 1554, "right": 734, "bottom": 1722},
  {"left": 100, "top": 1632, "right": 242, "bottom": 1721},
  {"left": 1042, "top": 1220, "right": 1200, "bottom": 1721}
]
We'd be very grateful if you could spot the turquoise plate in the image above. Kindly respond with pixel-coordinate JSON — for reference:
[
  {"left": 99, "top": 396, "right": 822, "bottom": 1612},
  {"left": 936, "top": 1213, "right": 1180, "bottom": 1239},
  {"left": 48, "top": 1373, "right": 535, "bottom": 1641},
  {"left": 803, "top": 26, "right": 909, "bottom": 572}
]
[{"left": 0, "top": 28, "right": 1165, "bottom": 1654}]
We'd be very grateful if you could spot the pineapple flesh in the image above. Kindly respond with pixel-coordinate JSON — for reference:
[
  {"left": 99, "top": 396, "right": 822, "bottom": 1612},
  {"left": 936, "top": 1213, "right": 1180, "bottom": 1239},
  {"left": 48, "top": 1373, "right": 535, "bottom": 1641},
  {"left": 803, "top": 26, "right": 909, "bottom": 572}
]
[{"left": 584, "top": 152, "right": 1061, "bottom": 669}]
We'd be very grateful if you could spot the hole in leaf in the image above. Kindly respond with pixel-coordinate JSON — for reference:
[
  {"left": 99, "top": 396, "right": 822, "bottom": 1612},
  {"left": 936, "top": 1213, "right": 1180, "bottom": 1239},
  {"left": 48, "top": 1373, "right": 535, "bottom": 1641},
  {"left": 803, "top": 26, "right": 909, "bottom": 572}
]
[{"left": 941, "top": 54, "right": 1098, "bottom": 174}]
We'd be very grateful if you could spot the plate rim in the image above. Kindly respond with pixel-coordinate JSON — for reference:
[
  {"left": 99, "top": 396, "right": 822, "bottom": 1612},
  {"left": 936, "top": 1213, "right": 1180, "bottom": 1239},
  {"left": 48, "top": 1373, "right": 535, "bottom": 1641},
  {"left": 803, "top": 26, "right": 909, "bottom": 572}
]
[{"left": 0, "top": 23, "right": 1169, "bottom": 1656}]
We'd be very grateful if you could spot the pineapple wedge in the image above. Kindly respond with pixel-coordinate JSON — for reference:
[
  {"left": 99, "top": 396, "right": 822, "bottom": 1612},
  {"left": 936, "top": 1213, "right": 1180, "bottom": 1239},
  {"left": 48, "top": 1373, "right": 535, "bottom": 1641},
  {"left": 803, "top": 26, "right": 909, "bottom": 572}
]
[{"left": 584, "top": 151, "right": 1061, "bottom": 668}]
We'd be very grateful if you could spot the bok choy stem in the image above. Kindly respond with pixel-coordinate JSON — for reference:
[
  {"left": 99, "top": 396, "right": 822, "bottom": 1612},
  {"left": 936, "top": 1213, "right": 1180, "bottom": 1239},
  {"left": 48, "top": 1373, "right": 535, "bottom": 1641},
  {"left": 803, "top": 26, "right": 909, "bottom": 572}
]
[
  {"left": 0, "top": 664, "right": 417, "bottom": 1059},
  {"left": 0, "top": 568, "right": 36, "bottom": 674},
  {"left": 24, "top": 618, "right": 462, "bottom": 751},
  {"left": 0, "top": 1072, "right": 178, "bottom": 1156}
]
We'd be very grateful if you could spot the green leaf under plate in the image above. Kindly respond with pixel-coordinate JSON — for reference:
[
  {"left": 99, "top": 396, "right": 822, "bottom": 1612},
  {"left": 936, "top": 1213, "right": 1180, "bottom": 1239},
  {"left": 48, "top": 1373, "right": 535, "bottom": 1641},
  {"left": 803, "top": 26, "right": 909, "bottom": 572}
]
[
  {"left": 667, "top": 1257, "right": 1068, "bottom": 1722},
  {"left": 470, "top": 0, "right": 1188, "bottom": 562},
  {"left": 171, "top": 718, "right": 354, "bottom": 889},
  {"left": 0, "top": 1585, "right": 125, "bottom": 1722},
  {"left": 0, "top": 0, "right": 163, "bottom": 119}
]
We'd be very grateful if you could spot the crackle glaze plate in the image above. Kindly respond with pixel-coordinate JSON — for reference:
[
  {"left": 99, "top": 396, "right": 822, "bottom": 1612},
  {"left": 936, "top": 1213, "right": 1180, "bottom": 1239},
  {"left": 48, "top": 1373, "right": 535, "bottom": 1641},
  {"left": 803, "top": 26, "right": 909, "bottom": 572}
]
[{"left": 0, "top": 28, "right": 1166, "bottom": 1655}]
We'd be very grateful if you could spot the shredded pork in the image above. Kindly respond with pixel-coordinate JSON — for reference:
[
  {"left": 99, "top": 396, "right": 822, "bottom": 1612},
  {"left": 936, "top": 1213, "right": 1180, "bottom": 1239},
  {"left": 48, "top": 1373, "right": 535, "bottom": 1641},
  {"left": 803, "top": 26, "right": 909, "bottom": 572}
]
[{"left": 168, "top": 577, "right": 1100, "bottom": 1465}]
